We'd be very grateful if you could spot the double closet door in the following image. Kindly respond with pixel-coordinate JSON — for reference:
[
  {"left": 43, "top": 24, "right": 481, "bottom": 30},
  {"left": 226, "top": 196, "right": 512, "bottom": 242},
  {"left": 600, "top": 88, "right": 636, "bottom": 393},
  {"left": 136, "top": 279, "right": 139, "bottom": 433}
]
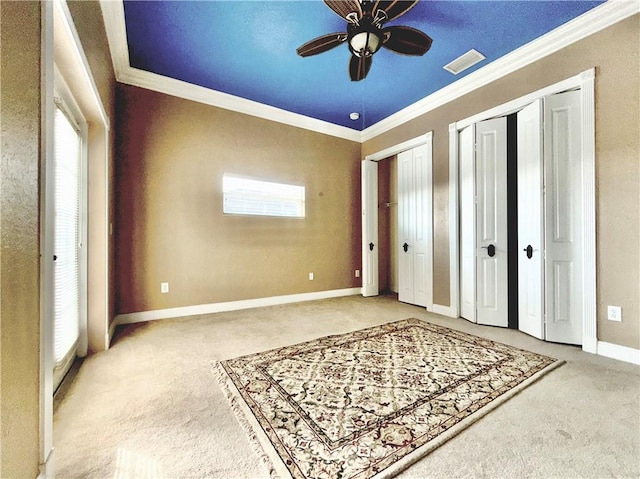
[
  {"left": 460, "top": 90, "right": 583, "bottom": 345},
  {"left": 361, "top": 135, "right": 432, "bottom": 307}
]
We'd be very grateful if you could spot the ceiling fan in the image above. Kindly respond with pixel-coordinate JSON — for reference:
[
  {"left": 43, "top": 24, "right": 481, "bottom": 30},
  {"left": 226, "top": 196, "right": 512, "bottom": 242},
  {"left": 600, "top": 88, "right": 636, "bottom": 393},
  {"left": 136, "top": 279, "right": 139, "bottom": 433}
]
[{"left": 297, "top": 0, "right": 433, "bottom": 81}]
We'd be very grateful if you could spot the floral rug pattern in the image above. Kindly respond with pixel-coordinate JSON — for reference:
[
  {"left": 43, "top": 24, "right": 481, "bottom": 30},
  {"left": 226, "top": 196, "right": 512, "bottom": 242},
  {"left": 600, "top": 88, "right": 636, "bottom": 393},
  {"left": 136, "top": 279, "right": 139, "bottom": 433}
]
[{"left": 217, "top": 318, "right": 560, "bottom": 479}]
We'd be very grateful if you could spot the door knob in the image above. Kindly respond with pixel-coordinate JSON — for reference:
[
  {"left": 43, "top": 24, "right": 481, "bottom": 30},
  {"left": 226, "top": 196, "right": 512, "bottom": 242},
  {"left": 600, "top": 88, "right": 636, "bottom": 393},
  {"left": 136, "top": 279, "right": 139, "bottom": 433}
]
[
  {"left": 523, "top": 244, "right": 534, "bottom": 259},
  {"left": 369, "top": 242, "right": 374, "bottom": 251},
  {"left": 403, "top": 242, "right": 409, "bottom": 253},
  {"left": 481, "top": 244, "right": 496, "bottom": 257}
]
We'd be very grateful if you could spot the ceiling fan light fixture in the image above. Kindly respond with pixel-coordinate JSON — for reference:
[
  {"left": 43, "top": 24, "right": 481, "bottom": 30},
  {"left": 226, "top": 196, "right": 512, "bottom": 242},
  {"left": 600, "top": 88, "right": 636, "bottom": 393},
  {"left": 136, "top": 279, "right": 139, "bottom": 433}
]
[
  {"left": 297, "top": 0, "right": 431, "bottom": 81},
  {"left": 348, "top": 30, "right": 382, "bottom": 57}
]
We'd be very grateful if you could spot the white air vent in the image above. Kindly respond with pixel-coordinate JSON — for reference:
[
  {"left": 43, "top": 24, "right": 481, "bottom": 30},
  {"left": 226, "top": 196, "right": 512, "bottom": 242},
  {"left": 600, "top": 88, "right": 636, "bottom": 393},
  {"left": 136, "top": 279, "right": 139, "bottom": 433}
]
[{"left": 443, "top": 49, "right": 486, "bottom": 75}]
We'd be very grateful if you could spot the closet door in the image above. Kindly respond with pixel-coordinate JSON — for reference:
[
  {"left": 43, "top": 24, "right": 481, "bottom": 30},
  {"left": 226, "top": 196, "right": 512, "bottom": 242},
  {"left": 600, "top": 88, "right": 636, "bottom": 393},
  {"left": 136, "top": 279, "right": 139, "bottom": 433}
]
[
  {"left": 517, "top": 100, "right": 544, "bottom": 339},
  {"left": 516, "top": 92, "right": 583, "bottom": 345},
  {"left": 398, "top": 149, "right": 417, "bottom": 304},
  {"left": 544, "top": 90, "right": 583, "bottom": 345},
  {"left": 397, "top": 142, "right": 432, "bottom": 307},
  {"left": 475, "top": 117, "right": 508, "bottom": 327},
  {"left": 361, "top": 159, "right": 379, "bottom": 297},
  {"left": 459, "top": 126, "right": 476, "bottom": 322}
]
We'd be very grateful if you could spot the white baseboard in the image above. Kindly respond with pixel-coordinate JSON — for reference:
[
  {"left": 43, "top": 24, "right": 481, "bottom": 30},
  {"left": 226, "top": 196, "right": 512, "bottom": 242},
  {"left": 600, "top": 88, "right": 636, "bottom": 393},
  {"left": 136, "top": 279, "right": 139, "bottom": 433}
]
[
  {"left": 107, "top": 318, "right": 118, "bottom": 346},
  {"left": 597, "top": 341, "right": 640, "bottom": 366},
  {"left": 114, "top": 288, "right": 362, "bottom": 326},
  {"left": 111, "top": 292, "right": 640, "bottom": 367},
  {"left": 429, "top": 304, "right": 458, "bottom": 318},
  {"left": 582, "top": 335, "right": 598, "bottom": 355},
  {"left": 38, "top": 447, "right": 54, "bottom": 479}
]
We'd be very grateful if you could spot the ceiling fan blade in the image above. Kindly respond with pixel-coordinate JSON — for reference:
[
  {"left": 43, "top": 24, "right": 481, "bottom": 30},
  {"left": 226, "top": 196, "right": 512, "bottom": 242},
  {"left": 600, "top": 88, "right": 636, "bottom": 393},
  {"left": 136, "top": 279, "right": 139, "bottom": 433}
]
[
  {"left": 372, "top": 0, "right": 418, "bottom": 24},
  {"left": 349, "top": 54, "right": 372, "bottom": 81},
  {"left": 297, "top": 33, "right": 348, "bottom": 57},
  {"left": 382, "top": 26, "right": 432, "bottom": 55},
  {"left": 324, "top": 0, "right": 363, "bottom": 23}
]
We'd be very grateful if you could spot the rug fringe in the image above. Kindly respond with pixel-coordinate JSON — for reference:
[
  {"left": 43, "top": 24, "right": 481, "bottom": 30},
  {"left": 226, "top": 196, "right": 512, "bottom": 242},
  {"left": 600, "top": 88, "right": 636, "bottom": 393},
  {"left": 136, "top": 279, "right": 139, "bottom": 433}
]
[{"left": 213, "top": 361, "right": 291, "bottom": 479}]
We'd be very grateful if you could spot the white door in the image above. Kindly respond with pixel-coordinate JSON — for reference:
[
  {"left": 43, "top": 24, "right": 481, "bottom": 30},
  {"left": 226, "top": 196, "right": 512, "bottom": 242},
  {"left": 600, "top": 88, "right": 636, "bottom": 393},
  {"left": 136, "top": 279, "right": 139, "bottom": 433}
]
[
  {"left": 517, "top": 100, "right": 544, "bottom": 339},
  {"left": 361, "top": 159, "right": 379, "bottom": 297},
  {"left": 53, "top": 101, "right": 86, "bottom": 390},
  {"left": 397, "top": 143, "right": 432, "bottom": 307},
  {"left": 459, "top": 125, "right": 476, "bottom": 322},
  {"left": 398, "top": 149, "right": 415, "bottom": 304},
  {"left": 475, "top": 117, "right": 508, "bottom": 327},
  {"left": 544, "top": 90, "right": 583, "bottom": 345}
]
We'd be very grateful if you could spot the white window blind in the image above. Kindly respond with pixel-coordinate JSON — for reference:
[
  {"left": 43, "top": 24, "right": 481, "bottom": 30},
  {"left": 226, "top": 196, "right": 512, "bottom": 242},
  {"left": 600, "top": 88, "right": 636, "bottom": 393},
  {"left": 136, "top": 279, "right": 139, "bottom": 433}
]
[
  {"left": 53, "top": 105, "right": 81, "bottom": 365},
  {"left": 223, "top": 175, "right": 305, "bottom": 218}
]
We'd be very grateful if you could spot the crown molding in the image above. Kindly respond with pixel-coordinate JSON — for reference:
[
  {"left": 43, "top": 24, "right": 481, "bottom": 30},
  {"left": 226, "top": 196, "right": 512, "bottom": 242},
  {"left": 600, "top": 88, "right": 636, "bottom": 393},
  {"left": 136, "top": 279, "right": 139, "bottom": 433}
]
[
  {"left": 99, "top": 0, "right": 129, "bottom": 81},
  {"left": 360, "top": 0, "right": 639, "bottom": 142},
  {"left": 99, "top": 0, "right": 361, "bottom": 142},
  {"left": 118, "top": 67, "right": 362, "bottom": 142},
  {"left": 101, "top": 0, "right": 638, "bottom": 144}
]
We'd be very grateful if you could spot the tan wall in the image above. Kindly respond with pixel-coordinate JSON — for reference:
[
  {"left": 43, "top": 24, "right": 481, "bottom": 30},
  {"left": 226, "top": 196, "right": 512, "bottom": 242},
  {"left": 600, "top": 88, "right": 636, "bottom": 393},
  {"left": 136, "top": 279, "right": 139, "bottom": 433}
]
[
  {"left": 115, "top": 85, "right": 362, "bottom": 314},
  {"left": 363, "top": 15, "right": 640, "bottom": 350},
  {"left": 0, "top": 2, "right": 42, "bottom": 477}
]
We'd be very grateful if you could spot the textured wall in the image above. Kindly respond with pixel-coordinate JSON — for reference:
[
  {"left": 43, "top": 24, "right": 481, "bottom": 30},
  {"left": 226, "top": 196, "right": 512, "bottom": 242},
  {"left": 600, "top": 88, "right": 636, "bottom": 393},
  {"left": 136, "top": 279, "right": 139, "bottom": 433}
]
[
  {"left": 115, "top": 85, "right": 362, "bottom": 314},
  {"left": 0, "top": 2, "right": 42, "bottom": 477},
  {"left": 362, "top": 15, "right": 640, "bottom": 349}
]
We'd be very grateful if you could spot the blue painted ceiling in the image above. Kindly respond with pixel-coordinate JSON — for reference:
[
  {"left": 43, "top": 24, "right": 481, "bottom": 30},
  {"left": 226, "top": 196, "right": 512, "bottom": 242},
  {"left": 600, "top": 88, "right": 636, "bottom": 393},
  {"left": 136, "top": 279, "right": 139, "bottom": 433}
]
[{"left": 123, "top": 1, "right": 603, "bottom": 130}]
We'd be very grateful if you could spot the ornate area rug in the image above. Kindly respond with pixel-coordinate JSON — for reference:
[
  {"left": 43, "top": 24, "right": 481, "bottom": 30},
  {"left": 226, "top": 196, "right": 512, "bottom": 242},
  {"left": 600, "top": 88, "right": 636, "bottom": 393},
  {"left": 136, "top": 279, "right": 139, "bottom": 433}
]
[{"left": 214, "top": 318, "right": 562, "bottom": 479}]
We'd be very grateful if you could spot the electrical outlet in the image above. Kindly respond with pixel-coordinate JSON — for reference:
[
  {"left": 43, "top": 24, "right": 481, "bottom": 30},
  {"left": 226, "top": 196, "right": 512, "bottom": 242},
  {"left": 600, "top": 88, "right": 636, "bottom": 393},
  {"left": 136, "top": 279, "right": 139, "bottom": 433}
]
[
  {"left": 607, "top": 305, "right": 622, "bottom": 321},
  {"left": 309, "top": 272, "right": 314, "bottom": 281},
  {"left": 161, "top": 282, "right": 169, "bottom": 294},
  {"left": 355, "top": 269, "right": 360, "bottom": 278}
]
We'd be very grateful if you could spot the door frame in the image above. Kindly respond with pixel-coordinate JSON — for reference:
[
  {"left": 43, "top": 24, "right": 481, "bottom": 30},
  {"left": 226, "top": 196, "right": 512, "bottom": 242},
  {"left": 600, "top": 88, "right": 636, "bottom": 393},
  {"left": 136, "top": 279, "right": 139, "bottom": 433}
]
[
  {"left": 41, "top": 1, "right": 112, "bottom": 476},
  {"left": 362, "top": 132, "right": 433, "bottom": 309},
  {"left": 448, "top": 68, "right": 596, "bottom": 353}
]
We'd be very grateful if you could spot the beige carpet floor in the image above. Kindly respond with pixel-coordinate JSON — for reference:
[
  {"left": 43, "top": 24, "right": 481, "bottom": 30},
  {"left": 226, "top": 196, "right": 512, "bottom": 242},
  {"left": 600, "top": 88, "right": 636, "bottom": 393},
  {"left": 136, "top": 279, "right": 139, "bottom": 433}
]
[{"left": 53, "top": 295, "right": 640, "bottom": 478}]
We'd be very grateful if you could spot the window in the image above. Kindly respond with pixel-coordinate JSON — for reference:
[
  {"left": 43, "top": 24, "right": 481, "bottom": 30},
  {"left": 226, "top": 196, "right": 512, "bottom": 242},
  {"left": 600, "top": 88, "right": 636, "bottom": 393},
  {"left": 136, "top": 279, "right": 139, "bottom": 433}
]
[
  {"left": 54, "top": 104, "right": 81, "bottom": 366},
  {"left": 223, "top": 174, "right": 305, "bottom": 218}
]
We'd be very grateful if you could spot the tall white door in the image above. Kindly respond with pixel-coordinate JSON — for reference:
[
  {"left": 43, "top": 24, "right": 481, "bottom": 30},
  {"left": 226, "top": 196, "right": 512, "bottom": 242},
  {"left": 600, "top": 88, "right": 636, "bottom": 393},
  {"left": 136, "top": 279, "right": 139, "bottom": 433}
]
[
  {"left": 361, "top": 159, "right": 379, "bottom": 297},
  {"left": 544, "top": 90, "right": 583, "bottom": 345},
  {"left": 459, "top": 126, "right": 476, "bottom": 322},
  {"left": 475, "top": 117, "right": 508, "bottom": 327},
  {"left": 398, "top": 150, "right": 415, "bottom": 303},
  {"left": 517, "top": 100, "right": 544, "bottom": 339},
  {"left": 53, "top": 101, "right": 85, "bottom": 390},
  {"left": 397, "top": 142, "right": 432, "bottom": 307}
]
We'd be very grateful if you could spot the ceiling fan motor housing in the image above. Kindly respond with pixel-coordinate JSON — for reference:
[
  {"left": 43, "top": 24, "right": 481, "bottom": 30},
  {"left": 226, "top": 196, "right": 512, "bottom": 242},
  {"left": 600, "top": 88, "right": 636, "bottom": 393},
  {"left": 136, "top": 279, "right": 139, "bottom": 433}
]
[{"left": 347, "top": 16, "right": 384, "bottom": 58}]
